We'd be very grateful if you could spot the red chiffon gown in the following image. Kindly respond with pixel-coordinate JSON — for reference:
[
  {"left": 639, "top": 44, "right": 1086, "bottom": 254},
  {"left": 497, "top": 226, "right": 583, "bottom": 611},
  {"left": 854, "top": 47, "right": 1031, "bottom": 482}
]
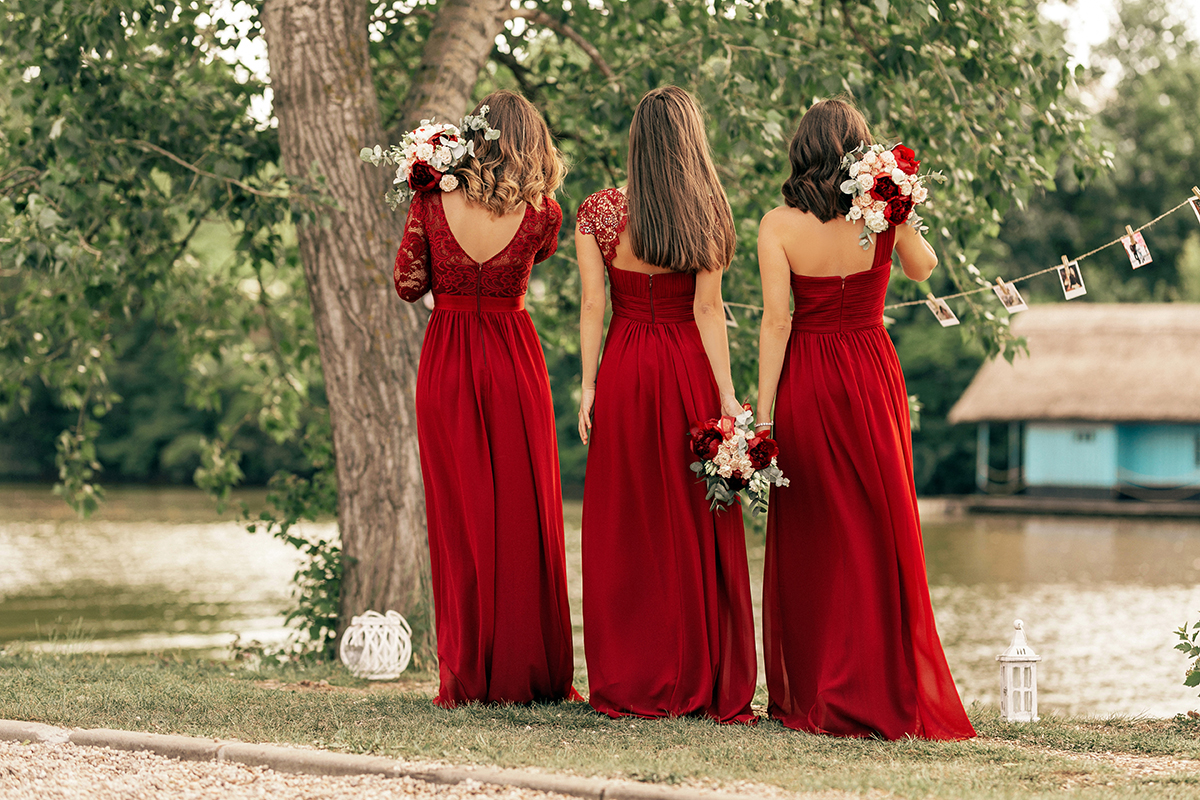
[
  {"left": 762, "top": 226, "right": 975, "bottom": 740},
  {"left": 576, "top": 188, "right": 756, "bottom": 723},
  {"left": 394, "top": 190, "right": 576, "bottom": 708}
]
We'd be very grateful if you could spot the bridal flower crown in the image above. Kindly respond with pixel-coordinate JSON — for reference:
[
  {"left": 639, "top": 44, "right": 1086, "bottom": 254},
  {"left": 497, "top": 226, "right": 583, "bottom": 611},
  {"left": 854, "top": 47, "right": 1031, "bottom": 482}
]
[
  {"left": 360, "top": 106, "right": 500, "bottom": 209},
  {"left": 839, "top": 143, "right": 943, "bottom": 249}
]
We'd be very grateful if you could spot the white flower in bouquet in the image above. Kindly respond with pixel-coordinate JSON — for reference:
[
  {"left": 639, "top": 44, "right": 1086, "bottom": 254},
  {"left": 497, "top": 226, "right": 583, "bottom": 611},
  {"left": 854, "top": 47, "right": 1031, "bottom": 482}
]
[
  {"left": 856, "top": 173, "right": 874, "bottom": 191},
  {"left": 880, "top": 150, "right": 896, "bottom": 168},
  {"left": 846, "top": 205, "right": 863, "bottom": 221},
  {"left": 415, "top": 142, "right": 434, "bottom": 161},
  {"left": 439, "top": 174, "right": 459, "bottom": 192},
  {"left": 393, "top": 163, "right": 409, "bottom": 185},
  {"left": 912, "top": 185, "right": 929, "bottom": 203},
  {"left": 865, "top": 209, "right": 888, "bottom": 233}
]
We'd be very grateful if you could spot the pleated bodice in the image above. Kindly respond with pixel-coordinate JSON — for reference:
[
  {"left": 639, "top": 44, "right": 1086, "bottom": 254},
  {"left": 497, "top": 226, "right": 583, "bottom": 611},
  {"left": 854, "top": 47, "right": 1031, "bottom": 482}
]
[
  {"left": 790, "top": 227, "right": 895, "bottom": 334},
  {"left": 608, "top": 266, "right": 696, "bottom": 325}
]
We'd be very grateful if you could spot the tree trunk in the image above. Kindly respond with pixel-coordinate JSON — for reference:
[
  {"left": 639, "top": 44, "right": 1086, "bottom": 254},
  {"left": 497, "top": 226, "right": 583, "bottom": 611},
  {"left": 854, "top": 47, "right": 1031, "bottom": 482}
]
[
  {"left": 261, "top": 0, "right": 513, "bottom": 658},
  {"left": 394, "top": 0, "right": 513, "bottom": 131},
  {"left": 260, "top": 0, "right": 431, "bottom": 648}
]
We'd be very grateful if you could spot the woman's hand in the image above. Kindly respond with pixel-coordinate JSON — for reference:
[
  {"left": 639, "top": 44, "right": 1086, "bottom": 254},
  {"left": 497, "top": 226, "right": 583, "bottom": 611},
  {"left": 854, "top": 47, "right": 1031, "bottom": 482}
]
[
  {"left": 578, "top": 384, "right": 597, "bottom": 445},
  {"left": 720, "top": 392, "right": 743, "bottom": 418}
]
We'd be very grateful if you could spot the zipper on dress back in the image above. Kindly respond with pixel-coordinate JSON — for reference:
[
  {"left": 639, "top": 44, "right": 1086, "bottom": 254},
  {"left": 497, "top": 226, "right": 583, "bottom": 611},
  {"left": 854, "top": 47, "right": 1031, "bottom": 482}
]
[
  {"left": 838, "top": 276, "right": 846, "bottom": 333},
  {"left": 648, "top": 274, "right": 655, "bottom": 324}
]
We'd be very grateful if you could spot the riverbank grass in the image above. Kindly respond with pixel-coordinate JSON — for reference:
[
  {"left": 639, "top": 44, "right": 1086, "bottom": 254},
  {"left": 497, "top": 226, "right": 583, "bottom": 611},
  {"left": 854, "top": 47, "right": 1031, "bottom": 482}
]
[{"left": 2, "top": 651, "right": 1200, "bottom": 798}]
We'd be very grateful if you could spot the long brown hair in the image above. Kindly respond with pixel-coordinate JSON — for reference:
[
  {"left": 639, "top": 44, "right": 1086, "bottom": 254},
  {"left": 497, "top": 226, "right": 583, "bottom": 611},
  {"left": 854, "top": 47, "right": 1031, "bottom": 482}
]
[
  {"left": 626, "top": 86, "right": 735, "bottom": 272},
  {"left": 458, "top": 90, "right": 566, "bottom": 215},
  {"left": 780, "top": 97, "right": 874, "bottom": 222}
]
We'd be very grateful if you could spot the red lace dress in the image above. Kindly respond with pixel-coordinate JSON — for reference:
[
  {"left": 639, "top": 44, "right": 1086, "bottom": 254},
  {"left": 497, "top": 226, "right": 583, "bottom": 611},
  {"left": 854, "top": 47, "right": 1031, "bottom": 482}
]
[
  {"left": 576, "top": 188, "right": 756, "bottom": 723},
  {"left": 763, "top": 226, "right": 975, "bottom": 740},
  {"left": 394, "top": 190, "right": 576, "bottom": 707}
]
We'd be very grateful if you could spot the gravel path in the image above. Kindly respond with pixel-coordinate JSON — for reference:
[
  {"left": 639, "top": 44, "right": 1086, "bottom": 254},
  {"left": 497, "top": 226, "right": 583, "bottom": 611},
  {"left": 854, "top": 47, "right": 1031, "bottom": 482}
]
[{"left": 0, "top": 740, "right": 576, "bottom": 800}]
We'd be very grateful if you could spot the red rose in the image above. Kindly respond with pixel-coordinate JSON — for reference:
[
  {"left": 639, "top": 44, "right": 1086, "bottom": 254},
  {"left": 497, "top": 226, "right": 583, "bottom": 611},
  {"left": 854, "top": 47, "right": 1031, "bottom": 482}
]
[
  {"left": 869, "top": 175, "right": 899, "bottom": 202},
  {"left": 689, "top": 421, "right": 724, "bottom": 461},
  {"left": 747, "top": 436, "right": 779, "bottom": 470},
  {"left": 893, "top": 144, "right": 920, "bottom": 175},
  {"left": 884, "top": 195, "right": 914, "bottom": 226},
  {"left": 409, "top": 162, "right": 443, "bottom": 193}
]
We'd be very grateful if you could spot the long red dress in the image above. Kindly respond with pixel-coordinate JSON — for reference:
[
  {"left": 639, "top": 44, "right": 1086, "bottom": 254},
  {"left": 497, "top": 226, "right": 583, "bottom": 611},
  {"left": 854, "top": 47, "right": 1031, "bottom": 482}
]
[
  {"left": 577, "top": 188, "right": 756, "bottom": 723},
  {"left": 762, "top": 226, "right": 975, "bottom": 740},
  {"left": 394, "top": 191, "right": 576, "bottom": 707}
]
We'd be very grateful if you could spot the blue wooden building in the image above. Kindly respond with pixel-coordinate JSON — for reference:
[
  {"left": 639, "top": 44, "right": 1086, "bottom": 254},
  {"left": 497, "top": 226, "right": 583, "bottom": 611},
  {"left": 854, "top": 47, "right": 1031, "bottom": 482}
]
[{"left": 948, "top": 304, "right": 1200, "bottom": 499}]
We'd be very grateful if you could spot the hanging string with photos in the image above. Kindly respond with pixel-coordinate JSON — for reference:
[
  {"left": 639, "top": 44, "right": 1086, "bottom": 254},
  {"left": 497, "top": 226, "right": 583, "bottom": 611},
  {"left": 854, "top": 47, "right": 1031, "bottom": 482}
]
[
  {"left": 898, "top": 186, "right": 1200, "bottom": 328},
  {"left": 719, "top": 187, "right": 1200, "bottom": 327}
]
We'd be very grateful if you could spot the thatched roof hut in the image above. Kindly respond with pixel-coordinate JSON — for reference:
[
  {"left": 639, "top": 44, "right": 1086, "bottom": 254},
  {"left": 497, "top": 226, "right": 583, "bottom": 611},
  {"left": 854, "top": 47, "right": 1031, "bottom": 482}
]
[{"left": 948, "top": 304, "right": 1200, "bottom": 424}]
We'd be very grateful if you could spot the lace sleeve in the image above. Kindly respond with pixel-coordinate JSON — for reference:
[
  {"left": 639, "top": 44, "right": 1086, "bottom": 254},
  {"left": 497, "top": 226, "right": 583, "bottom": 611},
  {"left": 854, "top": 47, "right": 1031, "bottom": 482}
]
[
  {"left": 575, "top": 189, "right": 624, "bottom": 266},
  {"left": 393, "top": 193, "right": 431, "bottom": 302},
  {"left": 534, "top": 197, "right": 563, "bottom": 264}
]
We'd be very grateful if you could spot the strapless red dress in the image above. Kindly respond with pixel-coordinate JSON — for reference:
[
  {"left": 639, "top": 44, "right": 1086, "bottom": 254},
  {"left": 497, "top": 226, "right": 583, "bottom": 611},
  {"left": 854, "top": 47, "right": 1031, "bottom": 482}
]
[
  {"left": 393, "top": 191, "right": 577, "bottom": 707},
  {"left": 762, "top": 226, "right": 975, "bottom": 740},
  {"left": 576, "top": 188, "right": 756, "bottom": 723}
]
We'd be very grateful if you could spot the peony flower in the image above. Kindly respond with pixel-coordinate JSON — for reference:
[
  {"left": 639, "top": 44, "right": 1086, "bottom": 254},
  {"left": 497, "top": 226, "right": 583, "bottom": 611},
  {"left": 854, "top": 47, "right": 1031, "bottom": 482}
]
[
  {"left": 747, "top": 436, "right": 780, "bottom": 470},
  {"left": 884, "top": 195, "right": 915, "bottom": 226},
  {"left": 892, "top": 144, "right": 920, "bottom": 175},
  {"left": 869, "top": 176, "right": 899, "bottom": 202},
  {"left": 690, "top": 421, "right": 725, "bottom": 461},
  {"left": 439, "top": 174, "right": 459, "bottom": 192},
  {"left": 408, "top": 162, "right": 443, "bottom": 192}
]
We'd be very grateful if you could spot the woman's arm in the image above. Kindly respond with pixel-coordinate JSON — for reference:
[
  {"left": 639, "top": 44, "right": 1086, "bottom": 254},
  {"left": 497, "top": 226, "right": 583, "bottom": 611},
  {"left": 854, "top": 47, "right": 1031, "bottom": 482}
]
[
  {"left": 576, "top": 226, "right": 607, "bottom": 445},
  {"left": 755, "top": 212, "right": 793, "bottom": 429},
  {"left": 694, "top": 267, "right": 742, "bottom": 417},
  {"left": 894, "top": 222, "right": 938, "bottom": 282},
  {"left": 393, "top": 194, "right": 431, "bottom": 302}
]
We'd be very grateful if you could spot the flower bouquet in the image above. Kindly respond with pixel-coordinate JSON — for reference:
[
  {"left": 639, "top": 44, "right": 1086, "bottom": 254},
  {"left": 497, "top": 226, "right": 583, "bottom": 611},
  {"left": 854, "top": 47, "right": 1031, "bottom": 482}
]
[
  {"left": 839, "top": 142, "right": 941, "bottom": 249},
  {"left": 689, "top": 408, "right": 789, "bottom": 515},
  {"left": 359, "top": 107, "right": 499, "bottom": 210}
]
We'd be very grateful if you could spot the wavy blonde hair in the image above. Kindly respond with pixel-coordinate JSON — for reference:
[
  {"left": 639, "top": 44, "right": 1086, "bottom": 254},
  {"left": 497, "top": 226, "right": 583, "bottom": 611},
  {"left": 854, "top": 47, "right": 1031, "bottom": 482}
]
[
  {"left": 457, "top": 90, "right": 566, "bottom": 216},
  {"left": 626, "top": 86, "right": 735, "bottom": 273}
]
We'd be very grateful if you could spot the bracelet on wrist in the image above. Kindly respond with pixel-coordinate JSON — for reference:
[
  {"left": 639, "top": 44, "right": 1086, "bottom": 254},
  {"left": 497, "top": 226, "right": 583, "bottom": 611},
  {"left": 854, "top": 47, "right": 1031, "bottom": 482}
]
[{"left": 755, "top": 421, "right": 773, "bottom": 429}]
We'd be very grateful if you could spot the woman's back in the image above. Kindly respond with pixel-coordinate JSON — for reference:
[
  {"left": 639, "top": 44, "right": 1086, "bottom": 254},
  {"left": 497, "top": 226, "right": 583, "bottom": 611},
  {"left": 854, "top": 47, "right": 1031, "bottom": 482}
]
[{"left": 762, "top": 206, "right": 878, "bottom": 278}]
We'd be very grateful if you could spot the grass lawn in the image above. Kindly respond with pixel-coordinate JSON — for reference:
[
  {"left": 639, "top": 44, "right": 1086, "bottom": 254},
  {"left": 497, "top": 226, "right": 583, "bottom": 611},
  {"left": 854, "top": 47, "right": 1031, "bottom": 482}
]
[{"left": 3, "top": 651, "right": 1200, "bottom": 798}]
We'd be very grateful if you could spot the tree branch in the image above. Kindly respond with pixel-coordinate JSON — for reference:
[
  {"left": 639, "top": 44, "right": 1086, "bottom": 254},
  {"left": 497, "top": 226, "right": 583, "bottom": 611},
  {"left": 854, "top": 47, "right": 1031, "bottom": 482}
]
[
  {"left": 838, "top": 0, "right": 885, "bottom": 70},
  {"left": 492, "top": 49, "right": 543, "bottom": 99},
  {"left": 110, "top": 138, "right": 290, "bottom": 199},
  {"left": 504, "top": 8, "right": 615, "bottom": 80}
]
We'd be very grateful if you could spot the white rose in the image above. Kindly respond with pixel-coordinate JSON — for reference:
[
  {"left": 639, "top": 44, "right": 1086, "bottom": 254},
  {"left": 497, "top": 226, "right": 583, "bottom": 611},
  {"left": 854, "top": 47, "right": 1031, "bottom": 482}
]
[
  {"left": 402, "top": 144, "right": 416, "bottom": 160},
  {"left": 439, "top": 174, "right": 459, "bottom": 192},
  {"left": 912, "top": 185, "right": 929, "bottom": 203},
  {"left": 865, "top": 210, "right": 888, "bottom": 232},
  {"left": 856, "top": 173, "right": 874, "bottom": 191},
  {"left": 415, "top": 142, "right": 434, "bottom": 161},
  {"left": 862, "top": 151, "right": 879, "bottom": 167},
  {"left": 846, "top": 205, "right": 863, "bottom": 220},
  {"left": 891, "top": 168, "right": 907, "bottom": 184},
  {"left": 880, "top": 150, "right": 897, "bottom": 167},
  {"left": 848, "top": 162, "right": 862, "bottom": 177},
  {"left": 435, "top": 145, "right": 451, "bottom": 164},
  {"left": 840, "top": 179, "right": 859, "bottom": 194},
  {"left": 899, "top": 182, "right": 912, "bottom": 196}
]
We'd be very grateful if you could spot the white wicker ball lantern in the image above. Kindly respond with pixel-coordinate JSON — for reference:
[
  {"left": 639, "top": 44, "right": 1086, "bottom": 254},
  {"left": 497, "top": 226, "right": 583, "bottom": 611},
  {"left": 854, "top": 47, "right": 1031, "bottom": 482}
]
[
  {"left": 339, "top": 610, "right": 412, "bottom": 680},
  {"left": 997, "top": 619, "right": 1041, "bottom": 722}
]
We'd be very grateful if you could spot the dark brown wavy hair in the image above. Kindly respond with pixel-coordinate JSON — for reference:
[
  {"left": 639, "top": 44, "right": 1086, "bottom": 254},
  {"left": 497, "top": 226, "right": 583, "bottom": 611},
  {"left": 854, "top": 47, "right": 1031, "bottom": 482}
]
[
  {"left": 626, "top": 86, "right": 735, "bottom": 273},
  {"left": 458, "top": 90, "right": 566, "bottom": 215},
  {"left": 780, "top": 97, "right": 874, "bottom": 222}
]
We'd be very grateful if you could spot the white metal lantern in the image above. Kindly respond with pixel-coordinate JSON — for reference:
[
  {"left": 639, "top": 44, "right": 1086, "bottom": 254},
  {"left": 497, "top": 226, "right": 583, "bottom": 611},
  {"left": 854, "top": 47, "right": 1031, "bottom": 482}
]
[
  {"left": 997, "top": 619, "right": 1041, "bottom": 722},
  {"left": 339, "top": 610, "right": 412, "bottom": 680}
]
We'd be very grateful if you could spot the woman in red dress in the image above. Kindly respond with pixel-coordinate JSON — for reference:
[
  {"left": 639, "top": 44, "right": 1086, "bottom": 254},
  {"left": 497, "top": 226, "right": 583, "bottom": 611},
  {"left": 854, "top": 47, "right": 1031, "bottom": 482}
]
[
  {"left": 575, "top": 86, "right": 756, "bottom": 723},
  {"left": 393, "top": 90, "right": 576, "bottom": 707},
  {"left": 755, "top": 99, "right": 975, "bottom": 740}
]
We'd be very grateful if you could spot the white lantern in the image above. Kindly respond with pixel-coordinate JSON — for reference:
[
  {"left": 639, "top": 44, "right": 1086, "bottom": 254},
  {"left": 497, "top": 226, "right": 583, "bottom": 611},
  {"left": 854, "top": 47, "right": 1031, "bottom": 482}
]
[
  {"left": 997, "top": 619, "right": 1041, "bottom": 722},
  {"left": 339, "top": 610, "right": 413, "bottom": 680}
]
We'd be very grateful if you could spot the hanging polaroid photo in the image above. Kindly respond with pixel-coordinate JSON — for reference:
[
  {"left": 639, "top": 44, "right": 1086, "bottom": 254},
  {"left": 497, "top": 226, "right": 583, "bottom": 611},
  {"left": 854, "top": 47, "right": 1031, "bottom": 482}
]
[
  {"left": 925, "top": 297, "right": 960, "bottom": 327},
  {"left": 1121, "top": 231, "right": 1153, "bottom": 269},
  {"left": 722, "top": 302, "right": 738, "bottom": 328},
  {"left": 1191, "top": 197, "right": 1200, "bottom": 226},
  {"left": 1057, "top": 259, "right": 1087, "bottom": 300},
  {"left": 992, "top": 280, "right": 1028, "bottom": 312}
]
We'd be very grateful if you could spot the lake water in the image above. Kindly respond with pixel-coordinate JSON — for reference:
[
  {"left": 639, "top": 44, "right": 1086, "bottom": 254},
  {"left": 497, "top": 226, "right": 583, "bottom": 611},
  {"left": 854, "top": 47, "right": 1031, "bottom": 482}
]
[{"left": 2, "top": 485, "right": 1200, "bottom": 718}]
